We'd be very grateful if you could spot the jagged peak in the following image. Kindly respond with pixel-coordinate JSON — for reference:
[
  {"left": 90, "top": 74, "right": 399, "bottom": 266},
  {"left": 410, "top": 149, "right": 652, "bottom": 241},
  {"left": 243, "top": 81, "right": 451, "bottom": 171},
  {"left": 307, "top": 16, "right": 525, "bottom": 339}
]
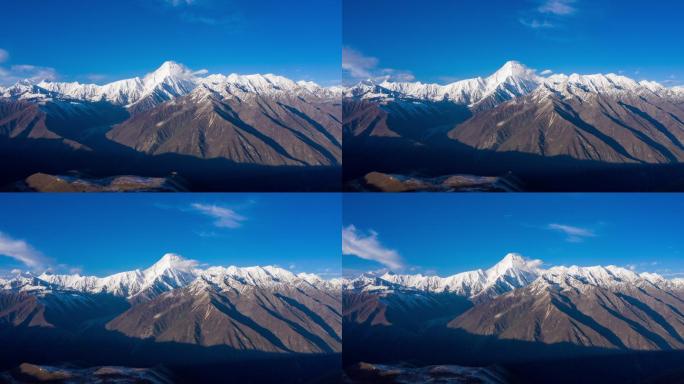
[
  {"left": 297, "top": 272, "right": 324, "bottom": 284},
  {"left": 346, "top": 253, "right": 684, "bottom": 298},
  {"left": 148, "top": 60, "right": 191, "bottom": 78},
  {"left": 487, "top": 253, "right": 539, "bottom": 275},
  {"left": 144, "top": 253, "right": 197, "bottom": 276},
  {"left": 489, "top": 60, "right": 533, "bottom": 79}
]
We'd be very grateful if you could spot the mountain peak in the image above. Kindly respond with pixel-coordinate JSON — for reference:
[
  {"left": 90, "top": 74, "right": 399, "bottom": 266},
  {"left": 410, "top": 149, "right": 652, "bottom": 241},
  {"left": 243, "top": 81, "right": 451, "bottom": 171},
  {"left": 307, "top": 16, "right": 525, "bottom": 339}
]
[
  {"left": 491, "top": 253, "right": 527, "bottom": 270},
  {"left": 490, "top": 61, "right": 535, "bottom": 81},
  {"left": 154, "top": 61, "right": 188, "bottom": 77},
  {"left": 145, "top": 253, "right": 195, "bottom": 275}
]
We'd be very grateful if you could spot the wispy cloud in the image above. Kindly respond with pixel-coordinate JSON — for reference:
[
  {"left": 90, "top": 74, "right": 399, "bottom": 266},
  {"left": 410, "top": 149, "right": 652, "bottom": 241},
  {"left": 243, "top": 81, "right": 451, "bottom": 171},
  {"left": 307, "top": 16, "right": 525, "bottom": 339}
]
[
  {"left": 342, "top": 225, "right": 403, "bottom": 270},
  {"left": 0, "top": 231, "right": 50, "bottom": 271},
  {"left": 538, "top": 0, "right": 576, "bottom": 15},
  {"left": 342, "top": 47, "right": 414, "bottom": 84},
  {"left": 520, "top": 0, "right": 577, "bottom": 30},
  {"left": 540, "top": 69, "right": 554, "bottom": 75},
  {"left": 342, "top": 47, "right": 378, "bottom": 79},
  {"left": 0, "top": 58, "right": 58, "bottom": 86},
  {"left": 191, "top": 203, "right": 246, "bottom": 229},
  {"left": 547, "top": 223, "right": 596, "bottom": 242}
]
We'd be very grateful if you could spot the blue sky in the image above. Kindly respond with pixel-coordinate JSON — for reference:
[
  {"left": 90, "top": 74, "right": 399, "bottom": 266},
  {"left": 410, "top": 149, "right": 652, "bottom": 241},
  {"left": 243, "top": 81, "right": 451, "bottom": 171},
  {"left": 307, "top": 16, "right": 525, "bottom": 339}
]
[
  {"left": 343, "top": 194, "right": 684, "bottom": 278},
  {"left": 0, "top": 194, "right": 340, "bottom": 278},
  {"left": 0, "top": 0, "right": 341, "bottom": 86},
  {"left": 343, "top": 0, "right": 684, "bottom": 85}
]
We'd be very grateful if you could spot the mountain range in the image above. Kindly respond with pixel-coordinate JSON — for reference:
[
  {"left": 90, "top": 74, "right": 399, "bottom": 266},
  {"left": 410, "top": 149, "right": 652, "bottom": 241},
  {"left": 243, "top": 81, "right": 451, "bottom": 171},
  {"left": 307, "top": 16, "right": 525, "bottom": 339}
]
[
  {"left": 0, "top": 61, "right": 342, "bottom": 191},
  {"left": 343, "top": 254, "right": 684, "bottom": 382},
  {"left": 343, "top": 61, "right": 684, "bottom": 191},
  {"left": 0, "top": 253, "right": 341, "bottom": 353},
  {"left": 343, "top": 253, "right": 684, "bottom": 352}
]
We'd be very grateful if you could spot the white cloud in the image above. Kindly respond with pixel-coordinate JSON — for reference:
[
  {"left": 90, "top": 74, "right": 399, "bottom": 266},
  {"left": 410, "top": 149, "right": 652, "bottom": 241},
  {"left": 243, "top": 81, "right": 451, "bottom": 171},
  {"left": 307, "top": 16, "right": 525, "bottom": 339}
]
[
  {"left": 0, "top": 64, "right": 58, "bottom": 86},
  {"left": 0, "top": 49, "right": 8, "bottom": 63},
  {"left": 379, "top": 68, "right": 415, "bottom": 82},
  {"left": 520, "top": 0, "right": 577, "bottom": 30},
  {"left": 161, "top": 253, "right": 199, "bottom": 271},
  {"left": 547, "top": 223, "right": 596, "bottom": 242},
  {"left": 0, "top": 231, "right": 49, "bottom": 270},
  {"left": 540, "top": 69, "right": 553, "bottom": 75},
  {"left": 342, "top": 47, "right": 379, "bottom": 79},
  {"left": 342, "top": 225, "right": 403, "bottom": 270},
  {"left": 342, "top": 47, "right": 414, "bottom": 83},
  {"left": 523, "top": 256, "right": 545, "bottom": 269},
  {"left": 191, "top": 203, "right": 246, "bottom": 228},
  {"left": 538, "top": 0, "right": 576, "bottom": 15}
]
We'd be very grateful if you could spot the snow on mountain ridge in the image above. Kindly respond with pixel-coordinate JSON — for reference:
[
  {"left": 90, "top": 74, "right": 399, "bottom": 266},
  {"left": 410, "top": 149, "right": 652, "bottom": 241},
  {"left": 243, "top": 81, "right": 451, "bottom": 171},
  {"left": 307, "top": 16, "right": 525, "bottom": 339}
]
[
  {"left": 346, "top": 254, "right": 684, "bottom": 300},
  {"left": 345, "top": 61, "right": 683, "bottom": 107},
  {"left": 344, "top": 61, "right": 541, "bottom": 106},
  {"left": 349, "top": 253, "right": 542, "bottom": 298},
  {"left": 0, "top": 61, "right": 339, "bottom": 106},
  {"left": 193, "top": 72, "right": 341, "bottom": 101},
  {"left": 3, "top": 254, "right": 336, "bottom": 299}
]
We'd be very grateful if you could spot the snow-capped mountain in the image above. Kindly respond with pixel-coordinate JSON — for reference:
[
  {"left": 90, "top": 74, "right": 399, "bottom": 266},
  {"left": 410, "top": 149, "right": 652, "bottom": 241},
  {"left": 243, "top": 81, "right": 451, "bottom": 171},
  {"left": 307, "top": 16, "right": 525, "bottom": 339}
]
[
  {"left": 1, "top": 61, "right": 196, "bottom": 107},
  {"left": 450, "top": 262, "right": 684, "bottom": 352},
  {"left": 344, "top": 60, "right": 684, "bottom": 108},
  {"left": 0, "top": 61, "right": 340, "bottom": 109},
  {"left": 0, "top": 60, "right": 343, "bottom": 188},
  {"left": 344, "top": 253, "right": 684, "bottom": 301},
  {"left": 344, "top": 60, "right": 684, "bottom": 183},
  {"left": 193, "top": 73, "right": 341, "bottom": 102},
  {"left": 344, "top": 60, "right": 540, "bottom": 108},
  {"left": 3, "top": 253, "right": 338, "bottom": 301},
  {"left": 0, "top": 254, "right": 342, "bottom": 360},
  {"left": 533, "top": 72, "right": 684, "bottom": 102},
  {"left": 344, "top": 253, "right": 541, "bottom": 299},
  {"left": 345, "top": 254, "right": 684, "bottom": 356},
  {"left": 529, "top": 264, "right": 684, "bottom": 294}
]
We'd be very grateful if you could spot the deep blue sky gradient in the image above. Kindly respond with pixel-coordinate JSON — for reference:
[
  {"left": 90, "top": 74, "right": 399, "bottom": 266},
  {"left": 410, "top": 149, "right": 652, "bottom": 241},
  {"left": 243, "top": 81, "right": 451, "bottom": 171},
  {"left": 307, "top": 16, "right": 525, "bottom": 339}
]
[
  {"left": 343, "top": 0, "right": 684, "bottom": 85},
  {"left": 0, "top": 193, "right": 341, "bottom": 277},
  {"left": 343, "top": 194, "right": 684, "bottom": 277},
  {"left": 0, "top": 0, "right": 341, "bottom": 85}
]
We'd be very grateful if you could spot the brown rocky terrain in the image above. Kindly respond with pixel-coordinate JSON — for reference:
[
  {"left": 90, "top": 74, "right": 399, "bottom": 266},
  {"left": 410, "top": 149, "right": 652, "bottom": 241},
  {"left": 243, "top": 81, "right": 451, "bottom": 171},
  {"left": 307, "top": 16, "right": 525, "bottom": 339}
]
[
  {"left": 107, "top": 93, "right": 341, "bottom": 167},
  {"left": 107, "top": 281, "right": 342, "bottom": 353},
  {"left": 450, "top": 281, "right": 684, "bottom": 350},
  {"left": 450, "top": 93, "right": 684, "bottom": 164}
]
